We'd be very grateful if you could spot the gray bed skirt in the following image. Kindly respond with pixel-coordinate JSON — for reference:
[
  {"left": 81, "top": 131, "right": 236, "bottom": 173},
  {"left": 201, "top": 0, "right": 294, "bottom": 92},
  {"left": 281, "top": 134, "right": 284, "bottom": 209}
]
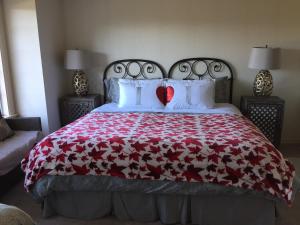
[
  {"left": 31, "top": 175, "right": 281, "bottom": 225},
  {"left": 42, "top": 191, "right": 275, "bottom": 225}
]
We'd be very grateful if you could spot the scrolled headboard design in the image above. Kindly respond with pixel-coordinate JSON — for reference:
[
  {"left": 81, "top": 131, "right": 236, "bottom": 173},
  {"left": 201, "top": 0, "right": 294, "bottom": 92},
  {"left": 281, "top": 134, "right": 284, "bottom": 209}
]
[
  {"left": 103, "top": 59, "right": 166, "bottom": 80},
  {"left": 168, "top": 58, "right": 233, "bottom": 103},
  {"left": 103, "top": 59, "right": 166, "bottom": 102}
]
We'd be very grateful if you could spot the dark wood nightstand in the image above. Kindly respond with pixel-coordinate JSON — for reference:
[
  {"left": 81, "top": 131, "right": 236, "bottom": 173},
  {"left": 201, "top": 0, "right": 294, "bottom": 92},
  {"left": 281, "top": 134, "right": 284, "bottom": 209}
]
[
  {"left": 240, "top": 96, "right": 285, "bottom": 148},
  {"left": 60, "top": 94, "right": 102, "bottom": 126}
]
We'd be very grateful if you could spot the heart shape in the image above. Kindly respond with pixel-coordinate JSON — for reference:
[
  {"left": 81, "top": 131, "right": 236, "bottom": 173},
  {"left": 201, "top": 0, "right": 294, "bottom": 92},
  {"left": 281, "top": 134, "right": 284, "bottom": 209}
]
[
  {"left": 156, "top": 86, "right": 174, "bottom": 106},
  {"left": 166, "top": 86, "right": 174, "bottom": 104},
  {"left": 156, "top": 86, "right": 166, "bottom": 105}
]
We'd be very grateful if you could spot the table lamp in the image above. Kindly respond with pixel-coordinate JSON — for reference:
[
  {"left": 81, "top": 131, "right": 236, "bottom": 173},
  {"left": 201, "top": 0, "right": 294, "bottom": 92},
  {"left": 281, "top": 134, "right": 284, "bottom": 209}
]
[
  {"left": 248, "top": 46, "right": 280, "bottom": 96},
  {"left": 65, "top": 50, "right": 88, "bottom": 96}
]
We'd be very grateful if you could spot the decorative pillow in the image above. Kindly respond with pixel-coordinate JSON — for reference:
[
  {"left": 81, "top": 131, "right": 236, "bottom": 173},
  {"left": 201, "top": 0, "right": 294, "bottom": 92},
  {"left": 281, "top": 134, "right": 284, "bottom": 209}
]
[
  {"left": 156, "top": 86, "right": 174, "bottom": 106},
  {"left": 105, "top": 76, "right": 230, "bottom": 103},
  {"left": 118, "top": 79, "right": 164, "bottom": 109},
  {"left": 140, "top": 80, "right": 166, "bottom": 108},
  {"left": 165, "top": 79, "right": 215, "bottom": 109},
  {"left": 104, "top": 77, "right": 119, "bottom": 103},
  {"left": 0, "top": 118, "right": 14, "bottom": 141},
  {"left": 214, "top": 76, "right": 231, "bottom": 103},
  {"left": 164, "top": 80, "right": 188, "bottom": 109},
  {"left": 118, "top": 79, "right": 136, "bottom": 107}
]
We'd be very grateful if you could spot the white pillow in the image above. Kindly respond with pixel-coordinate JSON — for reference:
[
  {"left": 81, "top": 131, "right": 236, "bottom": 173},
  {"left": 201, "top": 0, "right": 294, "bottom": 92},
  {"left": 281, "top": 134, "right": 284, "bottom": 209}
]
[
  {"left": 140, "top": 80, "right": 166, "bottom": 108},
  {"left": 118, "top": 79, "right": 164, "bottom": 109},
  {"left": 118, "top": 79, "right": 137, "bottom": 107},
  {"left": 165, "top": 79, "right": 215, "bottom": 109}
]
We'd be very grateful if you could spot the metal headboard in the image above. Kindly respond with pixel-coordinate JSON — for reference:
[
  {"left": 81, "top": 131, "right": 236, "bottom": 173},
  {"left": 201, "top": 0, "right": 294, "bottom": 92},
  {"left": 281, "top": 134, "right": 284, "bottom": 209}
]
[
  {"left": 168, "top": 58, "right": 233, "bottom": 103},
  {"left": 103, "top": 59, "right": 166, "bottom": 102}
]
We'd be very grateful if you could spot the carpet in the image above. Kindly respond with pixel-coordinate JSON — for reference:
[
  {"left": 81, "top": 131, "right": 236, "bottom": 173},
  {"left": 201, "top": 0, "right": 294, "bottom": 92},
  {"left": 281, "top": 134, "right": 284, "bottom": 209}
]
[{"left": 1, "top": 157, "right": 300, "bottom": 225}]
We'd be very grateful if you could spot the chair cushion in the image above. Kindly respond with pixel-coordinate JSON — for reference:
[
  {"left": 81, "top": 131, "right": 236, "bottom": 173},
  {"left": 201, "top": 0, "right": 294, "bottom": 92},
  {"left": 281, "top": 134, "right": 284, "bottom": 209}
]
[
  {"left": 0, "top": 131, "right": 42, "bottom": 176},
  {"left": 0, "top": 203, "right": 35, "bottom": 225},
  {"left": 0, "top": 119, "right": 14, "bottom": 141}
]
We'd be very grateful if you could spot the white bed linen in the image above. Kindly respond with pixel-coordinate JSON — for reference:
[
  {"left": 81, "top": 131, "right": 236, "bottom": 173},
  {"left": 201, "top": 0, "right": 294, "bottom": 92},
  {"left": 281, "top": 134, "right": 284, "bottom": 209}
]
[
  {"left": 93, "top": 103, "right": 241, "bottom": 115},
  {"left": 165, "top": 79, "right": 215, "bottom": 110}
]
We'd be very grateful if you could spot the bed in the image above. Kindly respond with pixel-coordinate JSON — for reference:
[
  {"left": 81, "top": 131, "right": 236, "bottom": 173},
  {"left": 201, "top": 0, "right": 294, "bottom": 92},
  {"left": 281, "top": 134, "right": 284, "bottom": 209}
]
[{"left": 21, "top": 58, "right": 296, "bottom": 225}]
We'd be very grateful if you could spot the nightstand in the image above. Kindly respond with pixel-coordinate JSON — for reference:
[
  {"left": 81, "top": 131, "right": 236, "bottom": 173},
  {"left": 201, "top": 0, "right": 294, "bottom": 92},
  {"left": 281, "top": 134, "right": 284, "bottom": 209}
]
[
  {"left": 60, "top": 94, "right": 102, "bottom": 126},
  {"left": 240, "top": 96, "right": 284, "bottom": 148}
]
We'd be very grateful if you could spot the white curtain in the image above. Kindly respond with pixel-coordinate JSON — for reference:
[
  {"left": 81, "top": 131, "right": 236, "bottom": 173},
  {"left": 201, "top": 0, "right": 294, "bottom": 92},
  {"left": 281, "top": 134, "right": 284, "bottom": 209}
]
[{"left": 0, "top": 2, "right": 16, "bottom": 117}]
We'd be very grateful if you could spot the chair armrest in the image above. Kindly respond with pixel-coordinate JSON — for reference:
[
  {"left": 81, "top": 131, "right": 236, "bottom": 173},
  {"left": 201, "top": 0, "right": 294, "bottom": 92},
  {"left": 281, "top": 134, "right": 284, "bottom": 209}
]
[{"left": 5, "top": 117, "right": 42, "bottom": 131}]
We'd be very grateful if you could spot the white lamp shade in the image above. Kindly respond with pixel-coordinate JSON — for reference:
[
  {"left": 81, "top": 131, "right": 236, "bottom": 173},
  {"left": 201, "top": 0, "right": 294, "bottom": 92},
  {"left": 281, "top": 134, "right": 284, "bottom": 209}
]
[
  {"left": 248, "top": 47, "right": 280, "bottom": 70},
  {"left": 65, "top": 50, "right": 85, "bottom": 70}
]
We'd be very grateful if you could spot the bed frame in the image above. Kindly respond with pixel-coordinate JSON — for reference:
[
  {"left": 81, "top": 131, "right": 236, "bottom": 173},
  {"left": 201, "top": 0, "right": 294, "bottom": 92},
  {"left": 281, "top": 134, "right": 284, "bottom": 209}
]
[
  {"left": 168, "top": 57, "right": 233, "bottom": 103},
  {"left": 37, "top": 59, "right": 276, "bottom": 225},
  {"left": 103, "top": 58, "right": 233, "bottom": 103},
  {"left": 103, "top": 59, "right": 166, "bottom": 102}
]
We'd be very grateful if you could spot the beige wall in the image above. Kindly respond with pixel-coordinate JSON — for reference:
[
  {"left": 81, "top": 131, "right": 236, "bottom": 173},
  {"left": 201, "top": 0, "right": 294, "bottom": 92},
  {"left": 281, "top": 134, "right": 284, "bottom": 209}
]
[
  {"left": 2, "top": 0, "right": 66, "bottom": 133},
  {"left": 2, "top": 0, "right": 49, "bottom": 132},
  {"left": 63, "top": 0, "right": 300, "bottom": 143},
  {"left": 2, "top": 0, "right": 299, "bottom": 142},
  {"left": 36, "top": 0, "right": 66, "bottom": 132}
]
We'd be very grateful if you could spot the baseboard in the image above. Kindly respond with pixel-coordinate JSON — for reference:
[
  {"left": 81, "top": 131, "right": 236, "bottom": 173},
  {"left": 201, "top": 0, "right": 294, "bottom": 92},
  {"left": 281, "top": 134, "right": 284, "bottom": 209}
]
[{"left": 279, "top": 143, "right": 300, "bottom": 157}]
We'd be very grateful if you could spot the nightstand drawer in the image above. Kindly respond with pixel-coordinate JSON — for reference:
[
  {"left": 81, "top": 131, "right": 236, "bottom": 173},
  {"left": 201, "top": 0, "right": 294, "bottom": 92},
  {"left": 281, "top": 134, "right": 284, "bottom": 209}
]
[
  {"left": 240, "top": 96, "right": 284, "bottom": 148},
  {"left": 60, "top": 94, "right": 102, "bottom": 126}
]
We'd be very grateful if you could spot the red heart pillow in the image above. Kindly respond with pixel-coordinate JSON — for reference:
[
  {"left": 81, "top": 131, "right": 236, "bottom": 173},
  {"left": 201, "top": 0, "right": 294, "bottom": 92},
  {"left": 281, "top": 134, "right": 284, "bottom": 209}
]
[
  {"left": 156, "top": 86, "right": 165, "bottom": 105},
  {"left": 156, "top": 86, "right": 174, "bottom": 106},
  {"left": 166, "top": 86, "right": 174, "bottom": 104}
]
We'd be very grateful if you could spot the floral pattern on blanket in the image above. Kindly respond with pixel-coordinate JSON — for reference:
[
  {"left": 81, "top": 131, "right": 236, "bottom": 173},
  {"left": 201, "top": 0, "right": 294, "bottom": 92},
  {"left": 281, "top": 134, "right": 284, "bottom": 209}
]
[{"left": 21, "top": 112, "right": 295, "bottom": 203}]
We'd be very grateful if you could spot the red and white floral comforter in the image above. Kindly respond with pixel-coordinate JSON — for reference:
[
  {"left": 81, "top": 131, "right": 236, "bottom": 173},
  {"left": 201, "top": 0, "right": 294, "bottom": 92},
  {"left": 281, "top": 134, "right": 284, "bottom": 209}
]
[{"left": 21, "top": 112, "right": 295, "bottom": 203}]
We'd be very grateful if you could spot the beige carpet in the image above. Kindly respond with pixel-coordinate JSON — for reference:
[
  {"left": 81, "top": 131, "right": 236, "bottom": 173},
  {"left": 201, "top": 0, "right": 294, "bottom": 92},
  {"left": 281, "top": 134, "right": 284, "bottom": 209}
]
[{"left": 1, "top": 158, "right": 300, "bottom": 225}]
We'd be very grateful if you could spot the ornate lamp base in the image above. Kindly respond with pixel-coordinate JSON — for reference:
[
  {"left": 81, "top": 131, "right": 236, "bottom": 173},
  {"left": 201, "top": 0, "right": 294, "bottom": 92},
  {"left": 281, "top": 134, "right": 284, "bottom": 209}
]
[
  {"left": 73, "top": 70, "right": 88, "bottom": 96},
  {"left": 253, "top": 70, "right": 273, "bottom": 96}
]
